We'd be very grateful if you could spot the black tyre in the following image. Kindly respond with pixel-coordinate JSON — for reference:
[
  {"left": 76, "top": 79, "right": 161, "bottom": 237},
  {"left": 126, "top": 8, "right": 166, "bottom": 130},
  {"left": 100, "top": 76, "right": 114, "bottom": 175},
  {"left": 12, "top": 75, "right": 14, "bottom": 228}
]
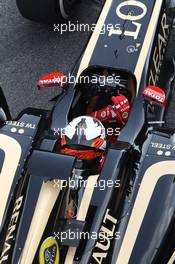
[{"left": 16, "top": 0, "right": 78, "bottom": 23}]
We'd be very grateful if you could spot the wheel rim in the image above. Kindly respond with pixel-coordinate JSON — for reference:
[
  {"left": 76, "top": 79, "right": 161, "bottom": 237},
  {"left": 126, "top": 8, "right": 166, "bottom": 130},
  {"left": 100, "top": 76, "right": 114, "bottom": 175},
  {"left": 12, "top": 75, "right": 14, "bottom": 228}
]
[
  {"left": 59, "top": 0, "right": 76, "bottom": 19},
  {"left": 59, "top": 0, "right": 69, "bottom": 19}
]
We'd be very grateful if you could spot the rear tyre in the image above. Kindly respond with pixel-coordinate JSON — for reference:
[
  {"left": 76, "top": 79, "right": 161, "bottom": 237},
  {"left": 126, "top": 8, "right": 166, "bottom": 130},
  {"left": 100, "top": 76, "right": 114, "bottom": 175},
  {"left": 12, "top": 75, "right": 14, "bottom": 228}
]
[{"left": 16, "top": 0, "right": 78, "bottom": 23}]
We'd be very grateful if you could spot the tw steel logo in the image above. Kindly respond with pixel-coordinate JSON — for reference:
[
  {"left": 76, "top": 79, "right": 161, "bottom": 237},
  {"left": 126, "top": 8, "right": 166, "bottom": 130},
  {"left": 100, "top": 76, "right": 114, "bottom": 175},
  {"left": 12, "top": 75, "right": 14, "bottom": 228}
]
[{"left": 109, "top": 0, "right": 147, "bottom": 40}]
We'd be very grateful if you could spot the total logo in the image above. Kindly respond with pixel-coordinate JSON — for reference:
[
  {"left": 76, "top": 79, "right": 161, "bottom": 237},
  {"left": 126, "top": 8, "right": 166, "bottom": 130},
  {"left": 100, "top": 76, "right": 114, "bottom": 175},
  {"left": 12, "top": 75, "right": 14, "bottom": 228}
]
[{"left": 143, "top": 86, "right": 166, "bottom": 105}]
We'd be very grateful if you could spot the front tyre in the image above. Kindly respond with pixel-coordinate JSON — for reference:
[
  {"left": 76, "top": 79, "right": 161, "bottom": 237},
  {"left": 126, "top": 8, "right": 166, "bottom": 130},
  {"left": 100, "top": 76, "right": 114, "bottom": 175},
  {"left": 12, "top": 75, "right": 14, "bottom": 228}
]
[{"left": 16, "top": 0, "right": 78, "bottom": 23}]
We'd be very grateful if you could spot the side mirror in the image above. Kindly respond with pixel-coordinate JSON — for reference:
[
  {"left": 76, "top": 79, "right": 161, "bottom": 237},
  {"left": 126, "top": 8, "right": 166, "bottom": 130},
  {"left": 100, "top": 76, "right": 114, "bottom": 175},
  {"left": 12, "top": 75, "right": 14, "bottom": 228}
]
[
  {"left": 142, "top": 86, "right": 166, "bottom": 107},
  {"left": 37, "top": 72, "right": 66, "bottom": 90}
]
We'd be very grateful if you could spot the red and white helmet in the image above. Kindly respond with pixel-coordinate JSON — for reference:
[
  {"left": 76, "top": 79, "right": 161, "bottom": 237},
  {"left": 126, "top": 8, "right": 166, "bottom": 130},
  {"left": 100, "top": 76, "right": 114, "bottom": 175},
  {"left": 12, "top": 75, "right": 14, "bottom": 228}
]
[{"left": 61, "top": 116, "right": 106, "bottom": 160}]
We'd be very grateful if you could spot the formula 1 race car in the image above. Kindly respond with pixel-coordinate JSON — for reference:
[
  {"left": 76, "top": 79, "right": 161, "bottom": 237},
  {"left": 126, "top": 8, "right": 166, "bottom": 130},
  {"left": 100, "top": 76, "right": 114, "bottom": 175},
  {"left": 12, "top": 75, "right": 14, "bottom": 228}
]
[{"left": 1, "top": 0, "right": 175, "bottom": 264}]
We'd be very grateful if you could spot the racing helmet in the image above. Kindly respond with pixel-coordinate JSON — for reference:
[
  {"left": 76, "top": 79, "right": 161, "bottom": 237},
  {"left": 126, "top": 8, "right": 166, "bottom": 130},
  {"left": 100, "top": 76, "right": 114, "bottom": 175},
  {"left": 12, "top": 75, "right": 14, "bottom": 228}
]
[{"left": 61, "top": 116, "right": 106, "bottom": 160}]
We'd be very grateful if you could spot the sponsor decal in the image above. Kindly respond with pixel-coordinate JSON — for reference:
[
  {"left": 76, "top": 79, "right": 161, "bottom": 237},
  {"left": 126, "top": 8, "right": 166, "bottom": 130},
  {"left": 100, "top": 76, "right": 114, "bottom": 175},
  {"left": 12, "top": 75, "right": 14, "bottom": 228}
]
[
  {"left": 126, "top": 44, "right": 141, "bottom": 53},
  {"left": 0, "top": 196, "right": 23, "bottom": 264},
  {"left": 39, "top": 237, "right": 59, "bottom": 264},
  {"left": 92, "top": 209, "right": 118, "bottom": 264},
  {"left": 6, "top": 121, "right": 36, "bottom": 129},
  {"left": 109, "top": 0, "right": 147, "bottom": 40},
  {"left": 142, "top": 86, "right": 166, "bottom": 105},
  {"left": 151, "top": 142, "right": 175, "bottom": 150},
  {"left": 37, "top": 72, "right": 65, "bottom": 90},
  {"left": 148, "top": 12, "right": 170, "bottom": 86}
]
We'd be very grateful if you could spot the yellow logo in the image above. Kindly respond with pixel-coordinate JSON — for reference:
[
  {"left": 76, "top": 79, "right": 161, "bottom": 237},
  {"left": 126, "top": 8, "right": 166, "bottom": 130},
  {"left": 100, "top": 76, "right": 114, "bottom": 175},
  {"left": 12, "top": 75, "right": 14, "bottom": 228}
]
[
  {"left": 122, "top": 112, "right": 128, "bottom": 119},
  {"left": 39, "top": 237, "right": 59, "bottom": 264},
  {"left": 101, "top": 111, "right": 107, "bottom": 118}
]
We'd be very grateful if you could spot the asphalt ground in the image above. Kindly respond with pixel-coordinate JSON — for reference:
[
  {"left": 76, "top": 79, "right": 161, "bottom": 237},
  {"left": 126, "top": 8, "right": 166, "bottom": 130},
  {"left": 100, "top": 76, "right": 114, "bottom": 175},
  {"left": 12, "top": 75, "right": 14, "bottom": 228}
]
[
  {"left": 0, "top": 0, "right": 175, "bottom": 125},
  {"left": 0, "top": 0, "right": 100, "bottom": 118}
]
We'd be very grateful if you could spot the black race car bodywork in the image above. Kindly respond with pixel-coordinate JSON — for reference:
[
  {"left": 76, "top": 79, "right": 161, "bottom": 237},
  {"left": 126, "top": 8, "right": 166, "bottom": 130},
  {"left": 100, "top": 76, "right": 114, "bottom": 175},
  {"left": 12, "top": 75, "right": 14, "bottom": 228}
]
[{"left": 1, "top": 1, "right": 175, "bottom": 264}]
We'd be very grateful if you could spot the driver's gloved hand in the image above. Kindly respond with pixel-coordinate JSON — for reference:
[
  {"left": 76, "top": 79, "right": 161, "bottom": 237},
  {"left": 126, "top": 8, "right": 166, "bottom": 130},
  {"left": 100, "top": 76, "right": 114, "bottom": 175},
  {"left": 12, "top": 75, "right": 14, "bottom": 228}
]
[
  {"left": 89, "top": 95, "right": 130, "bottom": 126},
  {"left": 111, "top": 95, "right": 130, "bottom": 125},
  {"left": 89, "top": 104, "right": 114, "bottom": 123}
]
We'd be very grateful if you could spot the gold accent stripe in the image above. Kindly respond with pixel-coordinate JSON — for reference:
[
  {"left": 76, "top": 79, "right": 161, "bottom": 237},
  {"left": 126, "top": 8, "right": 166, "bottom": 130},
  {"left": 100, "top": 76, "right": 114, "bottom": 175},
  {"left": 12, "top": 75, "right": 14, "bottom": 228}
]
[
  {"left": 134, "top": 0, "right": 164, "bottom": 90},
  {"left": 65, "top": 175, "right": 99, "bottom": 264},
  {"left": 76, "top": 0, "right": 113, "bottom": 80},
  {"left": 167, "top": 251, "right": 175, "bottom": 264},
  {"left": 0, "top": 134, "right": 22, "bottom": 226},
  {"left": 116, "top": 160, "right": 175, "bottom": 264},
  {"left": 20, "top": 180, "right": 63, "bottom": 264}
]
